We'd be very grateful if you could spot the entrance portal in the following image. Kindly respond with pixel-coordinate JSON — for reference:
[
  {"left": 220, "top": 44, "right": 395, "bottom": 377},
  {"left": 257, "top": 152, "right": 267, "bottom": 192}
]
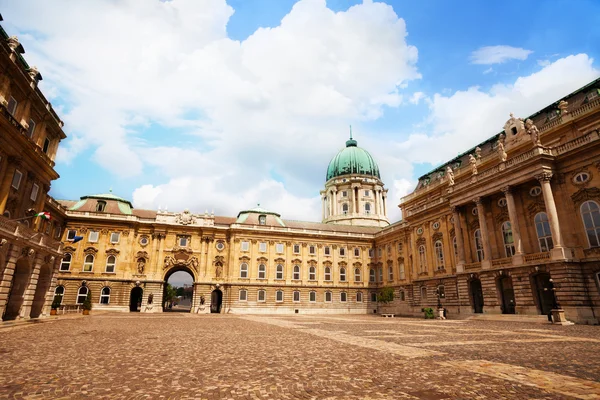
[
  {"left": 533, "top": 273, "right": 555, "bottom": 315},
  {"left": 130, "top": 287, "right": 143, "bottom": 312},
  {"left": 163, "top": 268, "right": 194, "bottom": 312},
  {"left": 3, "top": 259, "right": 32, "bottom": 321},
  {"left": 30, "top": 264, "right": 52, "bottom": 318},
  {"left": 469, "top": 278, "right": 484, "bottom": 313},
  {"left": 211, "top": 289, "right": 223, "bottom": 313},
  {"left": 498, "top": 276, "right": 516, "bottom": 314}
]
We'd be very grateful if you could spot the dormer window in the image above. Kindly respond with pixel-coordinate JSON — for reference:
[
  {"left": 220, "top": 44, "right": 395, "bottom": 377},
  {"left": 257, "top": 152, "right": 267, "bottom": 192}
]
[
  {"left": 96, "top": 201, "right": 106, "bottom": 212},
  {"left": 258, "top": 215, "right": 266, "bottom": 225}
]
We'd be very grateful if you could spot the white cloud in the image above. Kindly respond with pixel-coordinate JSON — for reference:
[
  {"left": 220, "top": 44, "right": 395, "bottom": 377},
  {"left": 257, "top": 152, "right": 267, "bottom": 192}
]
[
  {"left": 470, "top": 45, "right": 533, "bottom": 65},
  {"left": 537, "top": 59, "right": 551, "bottom": 67},
  {"left": 409, "top": 91, "right": 425, "bottom": 105},
  {"left": 483, "top": 67, "right": 493, "bottom": 75}
]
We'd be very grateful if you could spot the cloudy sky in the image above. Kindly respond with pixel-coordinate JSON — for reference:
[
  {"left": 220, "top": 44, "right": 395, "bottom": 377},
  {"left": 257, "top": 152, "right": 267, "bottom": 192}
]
[{"left": 2, "top": 0, "right": 599, "bottom": 224}]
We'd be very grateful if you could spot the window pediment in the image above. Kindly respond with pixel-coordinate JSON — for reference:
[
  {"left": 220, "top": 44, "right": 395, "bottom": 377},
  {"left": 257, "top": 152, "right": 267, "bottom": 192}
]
[
  {"left": 274, "top": 257, "right": 285, "bottom": 263},
  {"left": 416, "top": 237, "right": 426, "bottom": 246},
  {"left": 353, "top": 262, "right": 362, "bottom": 268},
  {"left": 323, "top": 261, "right": 332, "bottom": 267},
  {"left": 291, "top": 258, "right": 302, "bottom": 264},
  {"left": 83, "top": 247, "right": 98, "bottom": 255},
  {"left": 256, "top": 256, "right": 268, "bottom": 263},
  {"left": 106, "top": 248, "right": 120, "bottom": 256},
  {"left": 431, "top": 232, "right": 443, "bottom": 242},
  {"left": 338, "top": 261, "right": 347, "bottom": 267},
  {"left": 63, "top": 245, "right": 77, "bottom": 253},
  {"left": 239, "top": 256, "right": 250, "bottom": 262},
  {"left": 571, "top": 187, "right": 600, "bottom": 207}
]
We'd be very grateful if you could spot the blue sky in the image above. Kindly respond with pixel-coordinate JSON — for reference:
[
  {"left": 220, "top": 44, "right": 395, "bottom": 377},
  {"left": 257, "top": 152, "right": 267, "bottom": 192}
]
[{"left": 2, "top": 0, "right": 599, "bottom": 223}]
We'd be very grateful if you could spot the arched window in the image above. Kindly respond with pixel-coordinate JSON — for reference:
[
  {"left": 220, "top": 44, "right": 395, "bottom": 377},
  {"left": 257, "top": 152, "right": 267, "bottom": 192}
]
[
  {"left": 356, "top": 292, "right": 363, "bottom": 302},
  {"left": 96, "top": 201, "right": 106, "bottom": 212},
  {"left": 60, "top": 253, "right": 72, "bottom": 271},
  {"left": 240, "top": 263, "right": 248, "bottom": 278},
  {"left": 293, "top": 290, "right": 300, "bottom": 302},
  {"left": 258, "top": 215, "right": 266, "bottom": 225},
  {"left": 54, "top": 286, "right": 65, "bottom": 304},
  {"left": 354, "top": 268, "right": 361, "bottom": 282},
  {"left": 502, "top": 221, "right": 515, "bottom": 257},
  {"left": 293, "top": 265, "right": 300, "bottom": 280},
  {"left": 309, "top": 266, "right": 316, "bottom": 280},
  {"left": 276, "top": 290, "right": 284, "bottom": 302},
  {"left": 534, "top": 212, "right": 554, "bottom": 252},
  {"left": 257, "top": 290, "right": 266, "bottom": 302},
  {"left": 239, "top": 289, "right": 247, "bottom": 301},
  {"left": 276, "top": 264, "right": 284, "bottom": 280},
  {"left": 369, "top": 268, "right": 376, "bottom": 282},
  {"left": 309, "top": 291, "right": 317, "bottom": 302},
  {"left": 399, "top": 289, "right": 405, "bottom": 301},
  {"left": 76, "top": 286, "right": 89, "bottom": 305},
  {"left": 365, "top": 203, "right": 371, "bottom": 214},
  {"left": 474, "top": 229, "right": 484, "bottom": 262},
  {"left": 378, "top": 267, "right": 383, "bottom": 282},
  {"left": 434, "top": 241, "right": 444, "bottom": 270},
  {"left": 342, "top": 203, "right": 349, "bottom": 215},
  {"left": 324, "top": 266, "right": 332, "bottom": 281},
  {"left": 340, "top": 292, "right": 347, "bottom": 302},
  {"left": 339, "top": 267, "right": 346, "bottom": 282},
  {"left": 258, "top": 264, "right": 266, "bottom": 279},
  {"left": 325, "top": 291, "right": 332, "bottom": 302},
  {"left": 105, "top": 255, "right": 116, "bottom": 273},
  {"left": 100, "top": 287, "right": 111, "bottom": 304},
  {"left": 83, "top": 254, "right": 94, "bottom": 272},
  {"left": 388, "top": 265, "right": 394, "bottom": 281},
  {"left": 420, "top": 286, "right": 427, "bottom": 301},
  {"left": 399, "top": 262, "right": 405, "bottom": 280},
  {"left": 581, "top": 201, "right": 600, "bottom": 247},
  {"left": 418, "top": 245, "right": 426, "bottom": 273}
]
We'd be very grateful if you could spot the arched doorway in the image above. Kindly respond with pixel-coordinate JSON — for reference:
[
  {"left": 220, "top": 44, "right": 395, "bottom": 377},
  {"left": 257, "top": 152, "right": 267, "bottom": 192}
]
[
  {"left": 498, "top": 275, "right": 516, "bottom": 314},
  {"left": 3, "top": 258, "right": 33, "bottom": 321},
  {"left": 129, "top": 287, "right": 143, "bottom": 312},
  {"left": 30, "top": 264, "right": 52, "bottom": 318},
  {"left": 532, "top": 272, "right": 554, "bottom": 315},
  {"left": 211, "top": 289, "right": 223, "bottom": 313},
  {"left": 469, "top": 278, "right": 484, "bottom": 313},
  {"left": 163, "top": 267, "right": 195, "bottom": 312}
]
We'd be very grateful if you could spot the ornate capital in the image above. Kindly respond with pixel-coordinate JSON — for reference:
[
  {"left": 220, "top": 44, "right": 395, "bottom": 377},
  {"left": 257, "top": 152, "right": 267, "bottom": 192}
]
[
  {"left": 501, "top": 186, "right": 512, "bottom": 195},
  {"left": 472, "top": 197, "right": 482, "bottom": 205},
  {"left": 535, "top": 172, "right": 553, "bottom": 182}
]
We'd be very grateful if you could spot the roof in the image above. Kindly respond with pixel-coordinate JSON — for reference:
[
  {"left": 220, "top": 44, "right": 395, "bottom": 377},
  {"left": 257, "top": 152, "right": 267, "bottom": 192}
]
[
  {"left": 326, "top": 135, "right": 381, "bottom": 181},
  {"left": 81, "top": 192, "right": 133, "bottom": 207}
]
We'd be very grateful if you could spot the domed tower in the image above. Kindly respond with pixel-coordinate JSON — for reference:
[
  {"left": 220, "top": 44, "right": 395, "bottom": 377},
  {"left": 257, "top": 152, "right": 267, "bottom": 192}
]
[{"left": 321, "top": 131, "right": 389, "bottom": 227}]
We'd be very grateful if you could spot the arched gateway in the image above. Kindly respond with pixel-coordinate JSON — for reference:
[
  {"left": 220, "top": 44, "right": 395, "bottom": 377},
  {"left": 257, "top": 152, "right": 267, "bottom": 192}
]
[{"left": 163, "top": 266, "right": 196, "bottom": 313}]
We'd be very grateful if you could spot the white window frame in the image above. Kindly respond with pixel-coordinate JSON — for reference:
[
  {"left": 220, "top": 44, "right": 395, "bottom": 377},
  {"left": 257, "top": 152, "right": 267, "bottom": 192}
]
[
  {"left": 399, "top": 263, "right": 405, "bottom": 280},
  {"left": 339, "top": 247, "right": 346, "bottom": 257},
  {"left": 83, "top": 254, "right": 94, "bottom": 272},
  {"left": 88, "top": 230, "right": 99, "bottom": 243},
  {"left": 581, "top": 201, "right": 600, "bottom": 248},
  {"left": 258, "top": 215, "right": 266, "bottom": 225},
  {"left": 474, "top": 229, "right": 484, "bottom": 261},
  {"left": 434, "top": 240, "right": 444, "bottom": 270},
  {"left": 259, "top": 242, "right": 267, "bottom": 252},
  {"left": 354, "top": 268, "right": 361, "bottom": 282},
  {"left": 275, "top": 264, "right": 284, "bottom": 280},
  {"left": 325, "top": 291, "right": 332, "bottom": 303},
  {"left": 54, "top": 286, "right": 65, "bottom": 303},
  {"left": 324, "top": 266, "right": 332, "bottom": 281},
  {"left": 293, "top": 290, "right": 300, "bottom": 303},
  {"left": 178, "top": 236, "right": 188, "bottom": 247},
  {"left": 241, "top": 241, "right": 249, "bottom": 251},
  {"left": 257, "top": 290, "right": 266, "bottom": 302},
  {"left": 240, "top": 263, "right": 249, "bottom": 278},
  {"left": 59, "top": 253, "right": 72, "bottom": 271},
  {"left": 388, "top": 265, "right": 394, "bottom": 281},
  {"left": 76, "top": 286, "right": 88, "bottom": 305},
  {"left": 342, "top": 203, "right": 349, "bottom": 215},
  {"left": 356, "top": 292, "right": 363, "bottom": 302},
  {"left": 30, "top": 183, "right": 39, "bottom": 201},
  {"left": 105, "top": 255, "right": 116, "bottom": 273},
  {"left": 42, "top": 137, "right": 51, "bottom": 154},
  {"left": 293, "top": 265, "right": 300, "bottom": 280},
  {"left": 66, "top": 229, "right": 77, "bottom": 241},
  {"left": 276, "top": 290, "right": 284, "bottom": 302},
  {"left": 276, "top": 243, "right": 284, "bottom": 254},
  {"left": 309, "top": 266, "right": 316, "bottom": 281},
  {"left": 100, "top": 287, "right": 111, "bottom": 304},
  {"left": 293, "top": 244, "right": 300, "bottom": 254},
  {"left": 365, "top": 203, "right": 371, "bottom": 214},
  {"left": 7, "top": 96, "right": 17, "bottom": 115},
  {"left": 379, "top": 267, "right": 383, "bottom": 282},
  {"left": 258, "top": 264, "right": 266, "bottom": 279},
  {"left": 239, "top": 289, "right": 247, "bottom": 301},
  {"left": 534, "top": 212, "right": 554, "bottom": 252},
  {"left": 27, "top": 118, "right": 36, "bottom": 138},
  {"left": 368, "top": 248, "right": 374, "bottom": 258},
  {"left": 324, "top": 246, "right": 331, "bottom": 256},
  {"left": 502, "top": 221, "right": 516, "bottom": 257},
  {"left": 309, "top": 245, "right": 316, "bottom": 255},
  {"left": 11, "top": 170, "right": 22, "bottom": 190},
  {"left": 354, "top": 247, "right": 360, "bottom": 257},
  {"left": 339, "top": 267, "right": 346, "bottom": 282},
  {"left": 110, "top": 232, "right": 121, "bottom": 244},
  {"left": 369, "top": 268, "right": 376, "bottom": 283},
  {"left": 418, "top": 244, "right": 426, "bottom": 273}
]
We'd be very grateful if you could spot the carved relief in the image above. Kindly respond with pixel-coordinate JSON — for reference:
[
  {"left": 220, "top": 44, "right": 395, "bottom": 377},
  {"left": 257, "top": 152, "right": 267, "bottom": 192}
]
[
  {"left": 527, "top": 200, "right": 546, "bottom": 217},
  {"left": 136, "top": 258, "right": 146, "bottom": 274},
  {"left": 558, "top": 100, "right": 569, "bottom": 114},
  {"left": 571, "top": 187, "right": 600, "bottom": 208},
  {"left": 106, "top": 248, "right": 120, "bottom": 256},
  {"left": 175, "top": 209, "right": 195, "bottom": 225},
  {"left": 497, "top": 136, "right": 507, "bottom": 162},
  {"left": 416, "top": 237, "right": 426, "bottom": 246},
  {"left": 83, "top": 247, "right": 98, "bottom": 255},
  {"left": 431, "top": 232, "right": 443, "bottom": 242},
  {"left": 256, "top": 256, "right": 268, "bottom": 263},
  {"left": 469, "top": 154, "right": 478, "bottom": 176}
]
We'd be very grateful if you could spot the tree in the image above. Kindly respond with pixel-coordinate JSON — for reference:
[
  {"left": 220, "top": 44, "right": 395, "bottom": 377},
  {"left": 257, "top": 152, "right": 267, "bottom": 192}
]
[
  {"left": 164, "top": 283, "right": 177, "bottom": 303},
  {"left": 377, "top": 287, "right": 395, "bottom": 304},
  {"left": 82, "top": 292, "right": 92, "bottom": 311},
  {"left": 176, "top": 287, "right": 185, "bottom": 297}
]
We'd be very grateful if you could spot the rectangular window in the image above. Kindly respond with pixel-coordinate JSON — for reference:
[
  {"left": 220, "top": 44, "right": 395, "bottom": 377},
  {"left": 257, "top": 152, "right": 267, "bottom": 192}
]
[
  {"left": 364, "top": 190, "right": 370, "bottom": 197},
  {"left": 276, "top": 243, "right": 284, "bottom": 253},
  {"left": 325, "top": 292, "right": 332, "bottom": 302},
  {"left": 88, "top": 231, "right": 99, "bottom": 243},
  {"left": 339, "top": 247, "right": 346, "bottom": 257},
  {"left": 309, "top": 245, "right": 316, "bottom": 255},
  {"left": 67, "top": 229, "right": 77, "bottom": 241},
  {"left": 293, "top": 291, "right": 300, "bottom": 302},
  {"left": 342, "top": 191, "right": 347, "bottom": 197},
  {"left": 239, "top": 290, "right": 247, "bottom": 301},
  {"left": 371, "top": 292, "right": 377, "bottom": 302},
  {"left": 7, "top": 96, "right": 17, "bottom": 115},
  {"left": 340, "top": 292, "right": 347, "bottom": 302},
  {"left": 368, "top": 248, "right": 374, "bottom": 258},
  {"left": 324, "top": 246, "right": 331, "bottom": 256},
  {"left": 42, "top": 138, "right": 51, "bottom": 154},
  {"left": 309, "top": 291, "right": 316, "bottom": 302},
  {"left": 178, "top": 236, "right": 188, "bottom": 247},
  {"left": 276, "top": 291, "right": 284, "bottom": 302},
  {"left": 259, "top": 242, "right": 267, "bottom": 252},
  {"left": 379, "top": 268, "right": 383, "bottom": 282},
  {"left": 257, "top": 290, "right": 266, "bottom": 302},
  {"left": 27, "top": 119, "right": 36, "bottom": 138},
  {"left": 293, "top": 244, "right": 300, "bottom": 254},
  {"left": 354, "top": 247, "right": 360, "bottom": 257},
  {"left": 11, "top": 170, "right": 22, "bottom": 190},
  {"left": 110, "top": 232, "right": 120, "bottom": 244},
  {"left": 241, "top": 241, "right": 249, "bottom": 251},
  {"left": 30, "top": 183, "right": 39, "bottom": 201}
]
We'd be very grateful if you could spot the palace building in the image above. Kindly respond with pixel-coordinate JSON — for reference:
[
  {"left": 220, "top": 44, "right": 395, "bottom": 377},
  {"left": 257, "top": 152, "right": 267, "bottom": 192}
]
[{"left": 0, "top": 20, "right": 599, "bottom": 324}]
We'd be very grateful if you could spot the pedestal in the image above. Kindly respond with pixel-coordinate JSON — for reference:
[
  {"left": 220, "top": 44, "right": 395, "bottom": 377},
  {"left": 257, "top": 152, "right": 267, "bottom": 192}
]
[
  {"left": 437, "top": 307, "right": 446, "bottom": 320},
  {"left": 551, "top": 309, "right": 574, "bottom": 325}
]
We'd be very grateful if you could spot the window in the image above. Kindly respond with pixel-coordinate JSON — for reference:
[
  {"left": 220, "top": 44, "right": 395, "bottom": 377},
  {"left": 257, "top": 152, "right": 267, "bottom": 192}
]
[
  {"left": 26, "top": 119, "right": 35, "bottom": 138},
  {"left": 364, "top": 190, "right": 370, "bottom": 197},
  {"left": 368, "top": 248, "right": 374, "bottom": 258},
  {"left": 339, "top": 247, "right": 346, "bottom": 256},
  {"left": 325, "top": 291, "right": 332, "bottom": 302},
  {"left": 534, "top": 212, "right": 554, "bottom": 252},
  {"left": 67, "top": 229, "right": 77, "bottom": 241},
  {"left": 378, "top": 267, "right": 383, "bottom": 282},
  {"left": 293, "top": 291, "right": 300, "bottom": 302},
  {"left": 502, "top": 221, "right": 516, "bottom": 257},
  {"left": 370, "top": 292, "right": 377, "bottom": 302},
  {"left": 110, "top": 232, "right": 120, "bottom": 244},
  {"left": 474, "top": 229, "right": 484, "bottom": 262},
  {"left": 100, "top": 287, "right": 111, "bottom": 304},
  {"left": 76, "top": 287, "right": 89, "bottom": 305},
  {"left": 420, "top": 286, "right": 427, "bottom": 301},
  {"left": 30, "top": 184, "right": 39, "bottom": 201},
  {"left": 276, "top": 264, "right": 284, "bottom": 280},
  {"left": 340, "top": 292, "right": 347, "bottom": 302},
  {"left": 239, "top": 290, "right": 247, "bottom": 301},
  {"left": 354, "top": 247, "right": 360, "bottom": 257},
  {"left": 530, "top": 186, "right": 542, "bottom": 197},
  {"left": 83, "top": 254, "right": 94, "bottom": 272},
  {"left": 340, "top": 267, "right": 346, "bottom": 282},
  {"left": 399, "top": 289, "right": 405, "bottom": 301},
  {"left": 241, "top": 241, "right": 249, "bottom": 251},
  {"left": 437, "top": 285, "right": 445, "bottom": 300},
  {"left": 309, "top": 245, "right": 316, "bottom": 255},
  {"left": 432, "top": 221, "right": 440, "bottom": 230},
  {"left": 257, "top": 290, "right": 266, "bottom": 302},
  {"left": 293, "top": 265, "right": 300, "bottom": 280},
  {"left": 276, "top": 243, "right": 284, "bottom": 253},
  {"left": 356, "top": 292, "right": 363, "bottom": 302},
  {"left": 240, "top": 263, "right": 249, "bottom": 278},
  {"left": 324, "top": 266, "right": 332, "bottom": 281},
  {"left": 581, "top": 201, "right": 600, "bottom": 247},
  {"left": 309, "top": 266, "right": 316, "bottom": 280},
  {"left": 369, "top": 269, "right": 375, "bottom": 282},
  {"left": 388, "top": 266, "right": 394, "bottom": 281},
  {"left": 309, "top": 291, "right": 316, "bottom": 302},
  {"left": 259, "top": 242, "right": 267, "bottom": 252},
  {"left": 105, "top": 255, "right": 116, "bottom": 273},
  {"left": 54, "top": 286, "right": 65, "bottom": 304},
  {"left": 324, "top": 246, "right": 331, "bottom": 256},
  {"left": 258, "top": 264, "right": 267, "bottom": 279},
  {"left": 215, "top": 242, "right": 225, "bottom": 251},
  {"left": 59, "top": 254, "right": 71, "bottom": 271},
  {"left": 354, "top": 268, "right": 361, "bottom": 282},
  {"left": 342, "top": 203, "right": 349, "bottom": 215},
  {"left": 178, "top": 236, "right": 188, "bottom": 247},
  {"left": 258, "top": 215, "right": 266, "bottom": 225},
  {"left": 434, "top": 241, "right": 444, "bottom": 270},
  {"left": 293, "top": 244, "right": 300, "bottom": 254},
  {"left": 7, "top": 96, "right": 17, "bottom": 115},
  {"left": 96, "top": 201, "right": 106, "bottom": 212},
  {"left": 452, "top": 237, "right": 458, "bottom": 263},
  {"left": 399, "top": 263, "right": 405, "bottom": 280},
  {"left": 342, "top": 191, "right": 347, "bottom": 197},
  {"left": 365, "top": 203, "right": 371, "bottom": 214},
  {"left": 472, "top": 207, "right": 478, "bottom": 216},
  {"left": 11, "top": 170, "right": 22, "bottom": 190},
  {"left": 42, "top": 138, "right": 50, "bottom": 154},
  {"left": 418, "top": 245, "right": 426, "bottom": 273},
  {"left": 498, "top": 198, "right": 507, "bottom": 208},
  {"left": 276, "top": 290, "right": 284, "bottom": 302},
  {"left": 88, "top": 230, "right": 99, "bottom": 243}
]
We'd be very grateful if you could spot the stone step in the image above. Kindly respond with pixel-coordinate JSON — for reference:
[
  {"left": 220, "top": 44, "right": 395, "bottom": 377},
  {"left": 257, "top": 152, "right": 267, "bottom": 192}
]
[{"left": 466, "top": 314, "right": 550, "bottom": 324}]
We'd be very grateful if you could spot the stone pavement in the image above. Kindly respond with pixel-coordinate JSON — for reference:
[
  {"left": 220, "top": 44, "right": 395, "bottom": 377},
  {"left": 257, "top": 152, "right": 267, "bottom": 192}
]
[{"left": 0, "top": 314, "right": 599, "bottom": 399}]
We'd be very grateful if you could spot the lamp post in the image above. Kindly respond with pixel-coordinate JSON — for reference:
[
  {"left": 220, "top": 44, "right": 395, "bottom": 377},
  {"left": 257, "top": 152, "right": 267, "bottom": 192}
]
[{"left": 436, "top": 285, "right": 445, "bottom": 319}]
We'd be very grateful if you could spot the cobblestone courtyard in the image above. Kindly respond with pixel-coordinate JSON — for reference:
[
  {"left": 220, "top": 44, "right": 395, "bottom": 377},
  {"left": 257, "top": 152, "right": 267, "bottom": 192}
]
[{"left": 1, "top": 314, "right": 600, "bottom": 399}]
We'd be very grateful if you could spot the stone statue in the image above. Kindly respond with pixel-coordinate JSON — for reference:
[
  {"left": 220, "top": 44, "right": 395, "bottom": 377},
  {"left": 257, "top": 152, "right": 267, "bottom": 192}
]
[
  {"left": 147, "top": 293, "right": 154, "bottom": 305},
  {"left": 137, "top": 258, "right": 146, "bottom": 274},
  {"left": 164, "top": 255, "right": 175, "bottom": 268},
  {"left": 200, "top": 295, "right": 205, "bottom": 305},
  {"left": 497, "top": 140, "right": 507, "bottom": 162},
  {"left": 27, "top": 66, "right": 40, "bottom": 81},
  {"left": 7, "top": 36, "right": 20, "bottom": 51},
  {"left": 558, "top": 100, "right": 569, "bottom": 114},
  {"left": 469, "top": 154, "right": 478, "bottom": 175},
  {"left": 475, "top": 146, "right": 482, "bottom": 160},
  {"left": 215, "top": 264, "right": 223, "bottom": 278},
  {"left": 187, "top": 256, "right": 199, "bottom": 272},
  {"left": 446, "top": 166, "right": 454, "bottom": 186},
  {"left": 525, "top": 118, "right": 541, "bottom": 146},
  {"left": 175, "top": 209, "right": 194, "bottom": 225}
]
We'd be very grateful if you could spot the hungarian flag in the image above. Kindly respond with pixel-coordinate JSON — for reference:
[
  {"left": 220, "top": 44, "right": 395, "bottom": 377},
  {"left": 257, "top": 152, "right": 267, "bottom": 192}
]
[{"left": 35, "top": 212, "right": 51, "bottom": 220}]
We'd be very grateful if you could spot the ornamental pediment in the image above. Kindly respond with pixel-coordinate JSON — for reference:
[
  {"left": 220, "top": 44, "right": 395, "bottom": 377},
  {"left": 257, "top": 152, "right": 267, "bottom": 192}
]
[
  {"left": 83, "top": 246, "right": 98, "bottom": 255},
  {"left": 274, "top": 257, "right": 285, "bottom": 263},
  {"left": 291, "top": 258, "right": 302, "bottom": 264},
  {"left": 239, "top": 256, "right": 250, "bottom": 262},
  {"left": 323, "top": 261, "right": 332, "bottom": 267},
  {"left": 106, "top": 248, "right": 120, "bottom": 255},
  {"left": 257, "top": 256, "right": 268, "bottom": 263}
]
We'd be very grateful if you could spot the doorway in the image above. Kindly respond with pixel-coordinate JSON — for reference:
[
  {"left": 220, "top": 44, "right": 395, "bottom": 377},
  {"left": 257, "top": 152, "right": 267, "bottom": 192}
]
[
  {"left": 498, "top": 276, "right": 516, "bottom": 314},
  {"left": 211, "top": 289, "right": 223, "bottom": 313},
  {"left": 163, "top": 269, "right": 194, "bottom": 312},
  {"left": 129, "top": 286, "right": 143, "bottom": 312},
  {"left": 533, "top": 273, "right": 555, "bottom": 315},
  {"left": 469, "top": 278, "right": 484, "bottom": 313},
  {"left": 30, "top": 264, "right": 53, "bottom": 318},
  {"left": 3, "top": 259, "right": 32, "bottom": 321}
]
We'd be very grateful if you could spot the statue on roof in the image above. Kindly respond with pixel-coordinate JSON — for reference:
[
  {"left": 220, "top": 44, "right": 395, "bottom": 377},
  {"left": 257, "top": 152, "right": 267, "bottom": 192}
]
[
  {"left": 525, "top": 119, "right": 541, "bottom": 146},
  {"left": 497, "top": 139, "right": 507, "bottom": 163},
  {"left": 475, "top": 147, "right": 482, "bottom": 160},
  {"left": 446, "top": 166, "right": 454, "bottom": 186},
  {"left": 469, "top": 154, "right": 478, "bottom": 175},
  {"left": 175, "top": 209, "right": 195, "bottom": 225}
]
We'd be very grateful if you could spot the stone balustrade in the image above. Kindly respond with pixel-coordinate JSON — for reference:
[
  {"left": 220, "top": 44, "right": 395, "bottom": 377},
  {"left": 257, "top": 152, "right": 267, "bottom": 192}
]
[{"left": 524, "top": 252, "right": 551, "bottom": 263}]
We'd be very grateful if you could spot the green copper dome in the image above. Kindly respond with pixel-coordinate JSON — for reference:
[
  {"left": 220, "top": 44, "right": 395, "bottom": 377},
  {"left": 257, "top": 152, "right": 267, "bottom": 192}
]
[{"left": 326, "top": 136, "right": 380, "bottom": 181}]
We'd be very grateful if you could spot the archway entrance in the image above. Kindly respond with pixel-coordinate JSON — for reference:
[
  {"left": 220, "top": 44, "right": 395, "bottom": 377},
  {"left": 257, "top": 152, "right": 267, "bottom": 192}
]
[
  {"left": 498, "top": 276, "right": 516, "bottom": 314},
  {"left": 30, "top": 264, "right": 52, "bottom": 318},
  {"left": 533, "top": 273, "right": 554, "bottom": 315},
  {"left": 211, "top": 289, "right": 223, "bottom": 313},
  {"left": 3, "top": 259, "right": 32, "bottom": 321},
  {"left": 469, "top": 278, "right": 484, "bottom": 313},
  {"left": 129, "top": 287, "right": 143, "bottom": 312},
  {"left": 163, "top": 268, "right": 194, "bottom": 312}
]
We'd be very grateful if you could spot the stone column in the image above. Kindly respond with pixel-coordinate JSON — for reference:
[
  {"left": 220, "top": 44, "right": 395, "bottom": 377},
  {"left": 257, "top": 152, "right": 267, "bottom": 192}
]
[
  {"left": 536, "top": 172, "right": 567, "bottom": 260},
  {"left": 474, "top": 197, "right": 492, "bottom": 269},
  {"left": 20, "top": 253, "right": 44, "bottom": 319},
  {"left": 0, "top": 244, "right": 21, "bottom": 317},
  {"left": 321, "top": 194, "right": 326, "bottom": 220},
  {"left": 382, "top": 191, "right": 387, "bottom": 217},
  {"left": 332, "top": 189, "right": 337, "bottom": 217},
  {"left": 374, "top": 189, "right": 380, "bottom": 215},
  {"left": 351, "top": 187, "right": 356, "bottom": 216},
  {"left": 502, "top": 186, "right": 524, "bottom": 264},
  {"left": 451, "top": 206, "right": 466, "bottom": 272},
  {"left": 0, "top": 159, "right": 18, "bottom": 214}
]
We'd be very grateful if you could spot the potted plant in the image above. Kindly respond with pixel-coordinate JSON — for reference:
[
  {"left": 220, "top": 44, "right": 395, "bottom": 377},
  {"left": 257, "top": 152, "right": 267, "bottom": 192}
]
[
  {"left": 82, "top": 292, "right": 92, "bottom": 315},
  {"left": 50, "top": 295, "right": 62, "bottom": 315}
]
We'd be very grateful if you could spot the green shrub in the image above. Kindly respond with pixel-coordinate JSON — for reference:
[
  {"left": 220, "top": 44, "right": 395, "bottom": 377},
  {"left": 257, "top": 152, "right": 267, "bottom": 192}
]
[
  {"left": 82, "top": 292, "right": 92, "bottom": 311},
  {"left": 377, "top": 287, "right": 395, "bottom": 304},
  {"left": 51, "top": 295, "right": 62, "bottom": 310},
  {"left": 421, "top": 307, "right": 434, "bottom": 319}
]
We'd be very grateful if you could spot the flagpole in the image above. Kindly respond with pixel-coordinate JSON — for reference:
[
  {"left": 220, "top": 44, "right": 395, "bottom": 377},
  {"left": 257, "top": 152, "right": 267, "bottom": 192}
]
[{"left": 12, "top": 215, "right": 37, "bottom": 222}]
